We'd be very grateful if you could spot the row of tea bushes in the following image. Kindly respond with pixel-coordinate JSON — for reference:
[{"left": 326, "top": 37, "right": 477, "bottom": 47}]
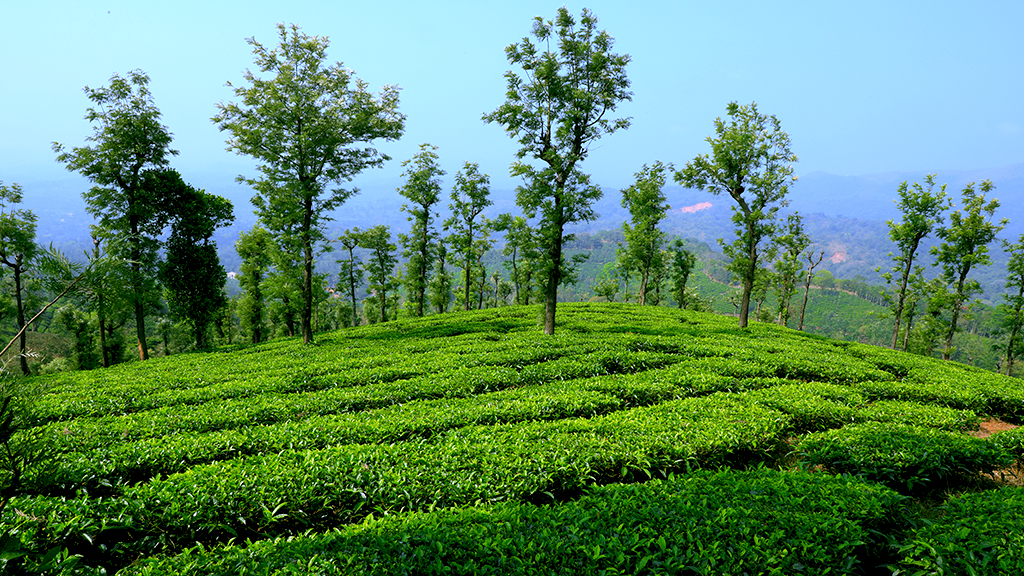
[
  {"left": 4, "top": 395, "right": 791, "bottom": 571},
  {"left": 122, "top": 468, "right": 906, "bottom": 576},
  {"left": 798, "top": 421, "right": 1014, "bottom": 494},
  {"left": 37, "top": 349, "right": 687, "bottom": 458},
  {"left": 28, "top": 383, "right": 627, "bottom": 494}
]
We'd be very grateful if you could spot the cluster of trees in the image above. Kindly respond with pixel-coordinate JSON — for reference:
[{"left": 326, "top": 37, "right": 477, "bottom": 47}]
[
  {"left": 2, "top": 72, "right": 235, "bottom": 374},
  {"left": 5, "top": 9, "right": 1023, "bottom": 379},
  {"left": 878, "top": 175, "right": 1021, "bottom": 372}
]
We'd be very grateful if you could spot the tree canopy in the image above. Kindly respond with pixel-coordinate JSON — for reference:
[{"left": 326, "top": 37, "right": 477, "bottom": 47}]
[
  {"left": 484, "top": 6, "right": 631, "bottom": 335},
  {"left": 53, "top": 70, "right": 178, "bottom": 361},
  {"left": 214, "top": 23, "right": 405, "bottom": 344},
  {"left": 676, "top": 101, "right": 798, "bottom": 328}
]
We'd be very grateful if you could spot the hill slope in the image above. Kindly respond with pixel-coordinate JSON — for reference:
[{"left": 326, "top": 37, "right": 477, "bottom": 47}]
[{"left": 5, "top": 304, "right": 1024, "bottom": 574}]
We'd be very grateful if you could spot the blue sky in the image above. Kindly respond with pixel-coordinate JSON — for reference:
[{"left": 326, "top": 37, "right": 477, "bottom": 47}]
[{"left": 2, "top": 0, "right": 1022, "bottom": 196}]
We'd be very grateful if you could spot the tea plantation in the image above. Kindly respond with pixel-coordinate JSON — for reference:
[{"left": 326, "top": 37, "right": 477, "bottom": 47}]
[{"left": 5, "top": 303, "right": 1024, "bottom": 574}]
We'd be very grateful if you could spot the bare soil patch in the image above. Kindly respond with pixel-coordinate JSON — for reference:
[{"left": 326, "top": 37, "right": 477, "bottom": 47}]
[{"left": 971, "top": 419, "right": 1023, "bottom": 487}]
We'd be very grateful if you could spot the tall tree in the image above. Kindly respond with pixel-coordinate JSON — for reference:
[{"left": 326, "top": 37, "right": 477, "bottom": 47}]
[
  {"left": 772, "top": 212, "right": 810, "bottom": 326},
  {"left": 235, "top": 226, "right": 274, "bottom": 344},
  {"left": 677, "top": 101, "right": 798, "bottom": 328},
  {"left": 0, "top": 183, "right": 38, "bottom": 375},
  {"left": 1001, "top": 234, "right": 1024, "bottom": 376},
  {"left": 931, "top": 180, "right": 1006, "bottom": 361},
  {"left": 336, "top": 228, "right": 364, "bottom": 328},
  {"left": 879, "top": 175, "right": 950, "bottom": 349},
  {"left": 160, "top": 175, "right": 234, "bottom": 349},
  {"left": 53, "top": 70, "right": 177, "bottom": 361},
  {"left": 214, "top": 23, "right": 405, "bottom": 344},
  {"left": 618, "top": 162, "right": 671, "bottom": 305},
  {"left": 484, "top": 7, "right": 631, "bottom": 335},
  {"left": 397, "top": 144, "right": 445, "bottom": 317},
  {"left": 358, "top": 225, "right": 399, "bottom": 324},
  {"left": 446, "top": 162, "right": 493, "bottom": 311}
]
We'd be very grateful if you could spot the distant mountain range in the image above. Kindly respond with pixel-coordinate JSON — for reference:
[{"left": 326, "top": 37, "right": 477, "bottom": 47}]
[{"left": 17, "top": 163, "right": 1024, "bottom": 297}]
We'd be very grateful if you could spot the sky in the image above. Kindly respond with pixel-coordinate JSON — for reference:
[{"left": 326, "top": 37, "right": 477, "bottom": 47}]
[{"left": 2, "top": 0, "right": 1022, "bottom": 202}]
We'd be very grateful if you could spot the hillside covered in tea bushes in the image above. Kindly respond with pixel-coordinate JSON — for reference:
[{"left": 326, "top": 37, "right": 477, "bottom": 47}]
[{"left": 5, "top": 303, "right": 1024, "bottom": 574}]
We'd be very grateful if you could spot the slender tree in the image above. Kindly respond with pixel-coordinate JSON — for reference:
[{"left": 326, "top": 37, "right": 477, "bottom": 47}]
[
  {"left": 676, "top": 102, "right": 798, "bottom": 328},
  {"left": 428, "top": 243, "right": 454, "bottom": 314},
  {"left": 1001, "top": 234, "right": 1024, "bottom": 376},
  {"left": 931, "top": 180, "right": 1006, "bottom": 361},
  {"left": 53, "top": 70, "right": 177, "bottom": 360},
  {"left": 397, "top": 144, "right": 445, "bottom": 317},
  {"left": 446, "top": 162, "right": 493, "bottom": 311},
  {"left": 236, "top": 226, "right": 274, "bottom": 344},
  {"left": 336, "top": 228, "right": 364, "bottom": 328},
  {"left": 214, "top": 23, "right": 405, "bottom": 344},
  {"left": 669, "top": 240, "right": 697, "bottom": 309},
  {"left": 618, "top": 162, "right": 671, "bottom": 305},
  {"left": 798, "top": 249, "right": 825, "bottom": 331},
  {"left": 484, "top": 7, "right": 631, "bottom": 334},
  {"left": 358, "top": 225, "right": 399, "bottom": 324},
  {"left": 494, "top": 214, "right": 541, "bottom": 306},
  {"left": 879, "top": 175, "right": 950, "bottom": 349},
  {"left": 772, "top": 212, "right": 810, "bottom": 326},
  {"left": 0, "top": 183, "right": 37, "bottom": 375}
]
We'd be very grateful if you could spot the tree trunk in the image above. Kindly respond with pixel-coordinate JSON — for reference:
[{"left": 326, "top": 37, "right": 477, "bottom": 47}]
[
  {"left": 1007, "top": 285, "right": 1024, "bottom": 376},
  {"left": 348, "top": 249, "right": 359, "bottom": 328},
  {"left": 301, "top": 190, "right": 315, "bottom": 344},
  {"left": 13, "top": 263, "right": 29, "bottom": 375},
  {"left": 891, "top": 257, "right": 915, "bottom": 349},
  {"left": 544, "top": 216, "right": 564, "bottom": 336},
  {"left": 943, "top": 272, "right": 970, "bottom": 361}
]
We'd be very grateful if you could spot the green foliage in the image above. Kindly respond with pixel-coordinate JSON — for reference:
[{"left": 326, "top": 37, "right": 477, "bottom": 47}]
[
  {"left": 336, "top": 228, "right": 364, "bottom": 327},
  {"left": 53, "top": 69, "right": 177, "bottom": 361},
  {"left": 1000, "top": 233, "right": 1024, "bottom": 375},
  {"left": 0, "top": 372, "right": 49, "bottom": 516},
  {"left": 445, "top": 162, "right": 493, "bottom": 312},
  {"left": 357, "top": 225, "right": 399, "bottom": 324},
  {"left": 618, "top": 162, "right": 671, "bottom": 306},
  {"left": 214, "top": 23, "right": 405, "bottom": 344},
  {"left": 668, "top": 239, "right": 698, "bottom": 309},
  {"left": 0, "top": 182, "right": 39, "bottom": 375},
  {"left": 235, "top": 226, "right": 273, "bottom": 343},
  {"left": 397, "top": 144, "right": 444, "bottom": 317},
  {"left": 676, "top": 101, "right": 798, "bottom": 328},
  {"left": 160, "top": 175, "right": 234, "bottom": 349},
  {"left": 8, "top": 304, "right": 1024, "bottom": 572},
  {"left": 879, "top": 174, "right": 950, "bottom": 349},
  {"left": 932, "top": 180, "right": 1007, "bottom": 360},
  {"left": 493, "top": 214, "right": 541, "bottom": 306},
  {"left": 895, "top": 487, "right": 1024, "bottom": 575},
  {"left": 772, "top": 212, "right": 809, "bottom": 326},
  {"left": 122, "top": 468, "right": 904, "bottom": 576},
  {"left": 798, "top": 421, "right": 1013, "bottom": 494},
  {"left": 484, "top": 7, "right": 631, "bottom": 334}
]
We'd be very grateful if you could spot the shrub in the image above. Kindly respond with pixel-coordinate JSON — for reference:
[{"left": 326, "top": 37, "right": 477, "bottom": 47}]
[
  {"left": 895, "top": 487, "right": 1024, "bottom": 575},
  {"left": 798, "top": 422, "right": 1014, "bottom": 494},
  {"left": 123, "top": 468, "right": 906, "bottom": 576}
]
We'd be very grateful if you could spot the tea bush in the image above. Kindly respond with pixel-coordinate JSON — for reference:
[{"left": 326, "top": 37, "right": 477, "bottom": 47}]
[
  {"left": 123, "top": 468, "right": 906, "bottom": 576},
  {"left": 798, "top": 422, "right": 1013, "bottom": 494},
  {"left": 895, "top": 487, "right": 1024, "bottom": 575}
]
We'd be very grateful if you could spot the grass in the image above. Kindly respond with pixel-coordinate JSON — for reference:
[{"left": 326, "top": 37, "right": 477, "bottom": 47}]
[{"left": 3, "top": 303, "right": 1024, "bottom": 575}]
